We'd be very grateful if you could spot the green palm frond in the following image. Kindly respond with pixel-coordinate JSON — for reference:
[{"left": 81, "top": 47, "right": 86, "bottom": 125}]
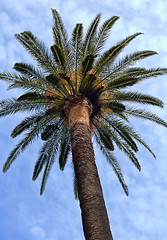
[
  {"left": 116, "top": 50, "right": 157, "bottom": 71},
  {"left": 13, "top": 62, "right": 45, "bottom": 79},
  {"left": 0, "top": 71, "right": 60, "bottom": 95},
  {"left": 82, "top": 54, "right": 95, "bottom": 76},
  {"left": 113, "top": 67, "right": 167, "bottom": 80},
  {"left": 0, "top": 98, "right": 47, "bottom": 117},
  {"left": 51, "top": 9, "right": 69, "bottom": 52},
  {"left": 99, "top": 125, "right": 141, "bottom": 171},
  {"left": 81, "top": 74, "right": 97, "bottom": 93},
  {"left": 94, "top": 33, "right": 143, "bottom": 75},
  {"left": 95, "top": 125, "right": 115, "bottom": 151},
  {"left": 51, "top": 44, "right": 66, "bottom": 72},
  {"left": 102, "top": 50, "right": 157, "bottom": 81},
  {"left": 58, "top": 128, "right": 70, "bottom": 170},
  {"left": 124, "top": 107, "right": 167, "bottom": 127},
  {"left": 3, "top": 139, "right": 29, "bottom": 173},
  {"left": 17, "top": 92, "right": 53, "bottom": 101},
  {"left": 107, "top": 76, "right": 140, "bottom": 89},
  {"left": 32, "top": 146, "right": 48, "bottom": 181},
  {"left": 106, "top": 153, "right": 129, "bottom": 196},
  {"left": 11, "top": 114, "right": 43, "bottom": 138},
  {"left": 82, "top": 14, "right": 101, "bottom": 57},
  {"left": 94, "top": 16, "right": 120, "bottom": 54},
  {"left": 32, "top": 128, "right": 60, "bottom": 183},
  {"left": 73, "top": 172, "right": 79, "bottom": 200},
  {"left": 45, "top": 74, "right": 69, "bottom": 97},
  {"left": 0, "top": 72, "right": 25, "bottom": 84},
  {"left": 33, "top": 123, "right": 63, "bottom": 195},
  {"left": 107, "top": 101, "right": 126, "bottom": 113},
  {"left": 103, "top": 117, "right": 138, "bottom": 152},
  {"left": 7, "top": 79, "right": 46, "bottom": 93},
  {"left": 94, "top": 130, "right": 128, "bottom": 195},
  {"left": 120, "top": 142, "right": 141, "bottom": 171},
  {"left": 79, "top": 54, "right": 95, "bottom": 92},
  {"left": 104, "top": 116, "right": 155, "bottom": 159},
  {"left": 41, "top": 119, "right": 63, "bottom": 141},
  {"left": 113, "top": 111, "right": 129, "bottom": 122},
  {"left": 15, "top": 31, "right": 55, "bottom": 73},
  {"left": 119, "top": 123, "right": 156, "bottom": 158},
  {"left": 3, "top": 116, "right": 49, "bottom": 172},
  {"left": 113, "top": 91, "right": 164, "bottom": 107},
  {"left": 71, "top": 23, "right": 83, "bottom": 88},
  {"left": 51, "top": 9, "right": 71, "bottom": 70},
  {"left": 39, "top": 137, "right": 58, "bottom": 195}
]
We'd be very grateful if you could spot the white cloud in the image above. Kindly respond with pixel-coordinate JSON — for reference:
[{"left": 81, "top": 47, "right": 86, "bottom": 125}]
[{"left": 30, "top": 227, "right": 47, "bottom": 240}]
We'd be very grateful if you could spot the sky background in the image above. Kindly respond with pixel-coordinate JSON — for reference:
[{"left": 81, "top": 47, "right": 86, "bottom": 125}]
[{"left": 0, "top": 0, "right": 167, "bottom": 240}]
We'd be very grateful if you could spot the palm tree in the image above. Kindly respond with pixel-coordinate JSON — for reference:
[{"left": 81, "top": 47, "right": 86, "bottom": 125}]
[{"left": 1, "top": 9, "right": 167, "bottom": 240}]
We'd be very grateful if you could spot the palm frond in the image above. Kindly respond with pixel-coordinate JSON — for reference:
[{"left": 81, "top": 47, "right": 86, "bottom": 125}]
[
  {"left": 99, "top": 124, "right": 141, "bottom": 170},
  {"left": 82, "top": 14, "right": 101, "bottom": 57},
  {"left": 124, "top": 107, "right": 167, "bottom": 127},
  {"left": 39, "top": 123, "right": 66, "bottom": 194},
  {"left": 102, "top": 50, "right": 157, "bottom": 81},
  {"left": 103, "top": 117, "right": 138, "bottom": 152},
  {"left": 13, "top": 62, "right": 45, "bottom": 79},
  {"left": 95, "top": 125, "right": 114, "bottom": 151},
  {"left": 79, "top": 54, "right": 95, "bottom": 92},
  {"left": 94, "top": 131, "right": 128, "bottom": 195},
  {"left": 71, "top": 23, "right": 83, "bottom": 89},
  {"left": 113, "top": 91, "right": 164, "bottom": 107},
  {"left": 113, "top": 67, "right": 167, "bottom": 80},
  {"left": 32, "top": 126, "right": 61, "bottom": 195},
  {"left": 32, "top": 127, "right": 60, "bottom": 183},
  {"left": 0, "top": 72, "right": 25, "bottom": 84},
  {"left": 41, "top": 124, "right": 58, "bottom": 141},
  {"left": 0, "top": 98, "right": 47, "bottom": 117},
  {"left": 94, "top": 16, "right": 120, "bottom": 54},
  {"left": 51, "top": 9, "right": 69, "bottom": 51},
  {"left": 107, "top": 101, "right": 126, "bottom": 113},
  {"left": 73, "top": 172, "right": 79, "bottom": 200},
  {"left": 3, "top": 116, "right": 49, "bottom": 172},
  {"left": 11, "top": 114, "right": 43, "bottom": 138},
  {"left": 51, "top": 44, "right": 66, "bottom": 72},
  {"left": 120, "top": 142, "right": 141, "bottom": 171},
  {"left": 58, "top": 128, "right": 70, "bottom": 170},
  {"left": 107, "top": 76, "right": 140, "bottom": 89},
  {"left": 40, "top": 137, "right": 58, "bottom": 195},
  {"left": 15, "top": 31, "right": 55, "bottom": 73},
  {"left": 51, "top": 9, "right": 71, "bottom": 70},
  {"left": 0, "top": 73, "right": 58, "bottom": 94},
  {"left": 32, "top": 146, "right": 48, "bottom": 181},
  {"left": 17, "top": 92, "right": 53, "bottom": 101},
  {"left": 104, "top": 116, "right": 156, "bottom": 159},
  {"left": 82, "top": 54, "right": 94, "bottom": 77},
  {"left": 7, "top": 79, "right": 48, "bottom": 94},
  {"left": 119, "top": 123, "right": 156, "bottom": 158},
  {"left": 94, "top": 33, "right": 143, "bottom": 75},
  {"left": 45, "top": 74, "right": 69, "bottom": 97}
]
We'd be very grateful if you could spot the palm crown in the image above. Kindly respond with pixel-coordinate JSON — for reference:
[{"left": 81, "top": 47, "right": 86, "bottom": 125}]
[{"left": 1, "top": 9, "right": 167, "bottom": 196}]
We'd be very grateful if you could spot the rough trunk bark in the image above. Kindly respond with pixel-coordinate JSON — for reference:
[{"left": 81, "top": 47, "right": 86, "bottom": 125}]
[{"left": 65, "top": 96, "right": 114, "bottom": 240}]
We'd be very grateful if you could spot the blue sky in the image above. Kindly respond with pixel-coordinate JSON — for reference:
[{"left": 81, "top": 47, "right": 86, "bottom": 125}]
[{"left": 0, "top": 0, "right": 167, "bottom": 239}]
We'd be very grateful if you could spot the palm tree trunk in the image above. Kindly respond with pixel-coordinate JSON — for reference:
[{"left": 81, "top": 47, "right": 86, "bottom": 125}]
[{"left": 65, "top": 96, "right": 114, "bottom": 240}]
